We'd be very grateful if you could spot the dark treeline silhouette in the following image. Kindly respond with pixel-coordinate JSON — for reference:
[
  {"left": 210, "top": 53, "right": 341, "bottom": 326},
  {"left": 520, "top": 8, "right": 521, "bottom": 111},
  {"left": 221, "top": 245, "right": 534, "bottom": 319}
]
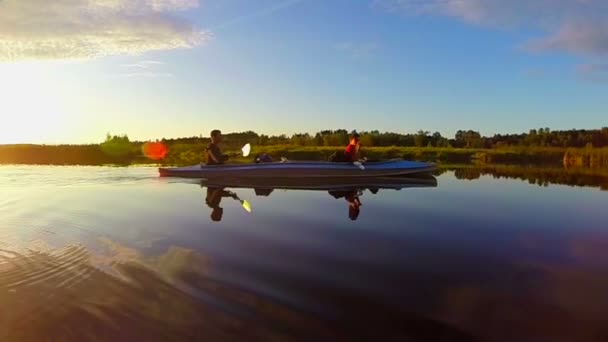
[
  {"left": 1, "top": 129, "right": 608, "bottom": 166},
  {"left": 155, "top": 128, "right": 608, "bottom": 167},
  {"left": 157, "top": 127, "right": 608, "bottom": 148},
  {"left": 0, "top": 144, "right": 134, "bottom": 165},
  {"left": 0, "top": 135, "right": 142, "bottom": 165}
]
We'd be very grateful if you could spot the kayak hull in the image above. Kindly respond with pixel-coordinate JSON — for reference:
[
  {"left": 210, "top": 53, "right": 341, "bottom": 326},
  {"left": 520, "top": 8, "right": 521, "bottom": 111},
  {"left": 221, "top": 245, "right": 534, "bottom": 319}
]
[
  {"left": 200, "top": 175, "right": 437, "bottom": 191},
  {"left": 159, "top": 160, "right": 436, "bottom": 178}
]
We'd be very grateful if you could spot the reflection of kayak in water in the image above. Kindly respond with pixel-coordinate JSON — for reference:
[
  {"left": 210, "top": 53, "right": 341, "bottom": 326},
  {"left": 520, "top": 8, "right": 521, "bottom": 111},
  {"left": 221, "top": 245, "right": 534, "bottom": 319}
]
[
  {"left": 159, "top": 160, "right": 436, "bottom": 178},
  {"left": 200, "top": 175, "right": 437, "bottom": 191}
]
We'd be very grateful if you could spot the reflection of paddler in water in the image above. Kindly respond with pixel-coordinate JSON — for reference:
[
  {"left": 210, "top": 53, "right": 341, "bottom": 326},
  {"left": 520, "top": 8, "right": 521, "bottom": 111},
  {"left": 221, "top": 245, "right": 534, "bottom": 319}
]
[
  {"left": 205, "top": 187, "right": 238, "bottom": 222},
  {"left": 329, "top": 189, "right": 363, "bottom": 221}
]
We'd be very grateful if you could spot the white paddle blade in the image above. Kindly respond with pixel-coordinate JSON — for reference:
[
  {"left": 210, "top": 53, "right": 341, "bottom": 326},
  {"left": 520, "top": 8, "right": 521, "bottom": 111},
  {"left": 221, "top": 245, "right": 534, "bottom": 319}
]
[
  {"left": 353, "top": 161, "right": 366, "bottom": 170},
  {"left": 242, "top": 143, "right": 252, "bottom": 157}
]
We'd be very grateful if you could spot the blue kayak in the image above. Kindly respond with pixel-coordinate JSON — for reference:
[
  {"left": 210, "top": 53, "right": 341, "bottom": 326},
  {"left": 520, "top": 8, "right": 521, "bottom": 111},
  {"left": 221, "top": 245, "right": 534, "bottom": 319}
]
[
  {"left": 199, "top": 175, "right": 437, "bottom": 190},
  {"left": 159, "top": 160, "right": 436, "bottom": 178}
]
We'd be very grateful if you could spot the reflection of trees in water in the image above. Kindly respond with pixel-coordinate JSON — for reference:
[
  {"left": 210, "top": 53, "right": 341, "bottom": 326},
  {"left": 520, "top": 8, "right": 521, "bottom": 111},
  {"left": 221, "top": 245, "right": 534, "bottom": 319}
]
[
  {"left": 444, "top": 166, "right": 608, "bottom": 191},
  {"left": 454, "top": 168, "right": 482, "bottom": 180}
]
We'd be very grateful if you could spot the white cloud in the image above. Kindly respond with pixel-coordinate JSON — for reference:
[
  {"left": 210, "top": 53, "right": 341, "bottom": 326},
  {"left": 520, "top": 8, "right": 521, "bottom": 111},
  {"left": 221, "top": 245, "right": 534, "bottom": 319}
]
[
  {"left": 0, "top": 0, "right": 208, "bottom": 61},
  {"left": 373, "top": 0, "right": 608, "bottom": 57}
]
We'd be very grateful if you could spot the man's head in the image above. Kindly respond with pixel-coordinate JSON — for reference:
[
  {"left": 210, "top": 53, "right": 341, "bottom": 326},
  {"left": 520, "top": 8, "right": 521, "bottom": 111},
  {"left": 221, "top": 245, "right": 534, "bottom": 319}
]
[
  {"left": 211, "top": 207, "right": 224, "bottom": 222},
  {"left": 210, "top": 129, "right": 223, "bottom": 144},
  {"left": 349, "top": 132, "right": 360, "bottom": 145}
]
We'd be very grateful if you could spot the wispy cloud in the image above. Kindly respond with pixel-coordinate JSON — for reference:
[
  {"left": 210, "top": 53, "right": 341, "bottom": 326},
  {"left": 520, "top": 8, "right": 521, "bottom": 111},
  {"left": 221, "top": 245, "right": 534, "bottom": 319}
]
[
  {"left": 526, "top": 21, "right": 608, "bottom": 57},
  {"left": 0, "top": 0, "right": 209, "bottom": 61},
  {"left": 118, "top": 59, "right": 172, "bottom": 77},
  {"left": 335, "top": 42, "right": 379, "bottom": 59},
  {"left": 577, "top": 63, "right": 608, "bottom": 83},
  {"left": 120, "top": 72, "right": 174, "bottom": 78},
  {"left": 121, "top": 60, "right": 165, "bottom": 69},
  {"left": 373, "top": 0, "right": 608, "bottom": 57}
]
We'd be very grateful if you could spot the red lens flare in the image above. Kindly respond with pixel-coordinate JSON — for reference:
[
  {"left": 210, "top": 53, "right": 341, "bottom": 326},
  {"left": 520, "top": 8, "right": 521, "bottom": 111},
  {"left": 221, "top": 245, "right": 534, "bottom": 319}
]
[{"left": 142, "top": 142, "right": 168, "bottom": 160}]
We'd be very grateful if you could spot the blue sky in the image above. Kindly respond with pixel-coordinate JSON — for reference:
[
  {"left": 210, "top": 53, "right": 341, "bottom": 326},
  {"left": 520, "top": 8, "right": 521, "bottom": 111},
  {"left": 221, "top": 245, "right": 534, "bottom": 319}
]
[{"left": 0, "top": 0, "right": 606, "bottom": 143}]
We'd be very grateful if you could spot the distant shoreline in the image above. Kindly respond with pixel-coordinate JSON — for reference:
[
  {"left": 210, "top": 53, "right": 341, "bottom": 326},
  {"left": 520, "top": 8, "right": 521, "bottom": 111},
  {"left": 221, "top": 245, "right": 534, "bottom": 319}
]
[
  {"left": 1, "top": 144, "right": 607, "bottom": 169},
  {"left": 2, "top": 128, "right": 607, "bottom": 168}
]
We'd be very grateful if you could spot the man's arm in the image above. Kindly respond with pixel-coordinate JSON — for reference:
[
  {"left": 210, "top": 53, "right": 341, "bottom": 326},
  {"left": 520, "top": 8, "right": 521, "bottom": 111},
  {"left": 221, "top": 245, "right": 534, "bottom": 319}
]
[
  {"left": 208, "top": 145, "right": 229, "bottom": 164},
  {"left": 221, "top": 190, "right": 237, "bottom": 199}
]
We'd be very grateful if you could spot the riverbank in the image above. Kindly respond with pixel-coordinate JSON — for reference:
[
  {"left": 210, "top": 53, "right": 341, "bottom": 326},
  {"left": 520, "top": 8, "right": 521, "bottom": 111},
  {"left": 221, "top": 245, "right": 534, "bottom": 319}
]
[{"left": 1, "top": 144, "right": 607, "bottom": 169}]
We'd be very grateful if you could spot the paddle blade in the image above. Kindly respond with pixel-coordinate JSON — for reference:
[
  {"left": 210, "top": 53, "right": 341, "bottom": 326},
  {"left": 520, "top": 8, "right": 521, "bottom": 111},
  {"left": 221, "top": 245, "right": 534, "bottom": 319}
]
[
  {"left": 241, "top": 200, "right": 252, "bottom": 213},
  {"left": 242, "top": 143, "right": 252, "bottom": 157}
]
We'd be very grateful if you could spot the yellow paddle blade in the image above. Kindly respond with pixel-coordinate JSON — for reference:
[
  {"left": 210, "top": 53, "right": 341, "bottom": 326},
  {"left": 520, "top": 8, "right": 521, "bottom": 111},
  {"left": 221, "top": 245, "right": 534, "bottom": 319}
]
[
  {"left": 241, "top": 200, "right": 252, "bottom": 213},
  {"left": 242, "top": 143, "right": 252, "bottom": 157}
]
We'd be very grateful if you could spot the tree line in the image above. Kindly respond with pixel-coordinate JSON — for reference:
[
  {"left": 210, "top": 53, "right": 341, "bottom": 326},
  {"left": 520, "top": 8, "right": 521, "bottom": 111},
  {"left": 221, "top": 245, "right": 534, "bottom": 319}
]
[
  {"left": 1, "top": 129, "right": 608, "bottom": 166},
  {"left": 158, "top": 127, "right": 608, "bottom": 149}
]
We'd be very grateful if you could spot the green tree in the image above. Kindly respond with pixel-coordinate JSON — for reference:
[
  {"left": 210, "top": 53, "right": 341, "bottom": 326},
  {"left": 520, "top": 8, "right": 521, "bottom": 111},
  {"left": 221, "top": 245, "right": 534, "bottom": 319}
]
[
  {"left": 101, "top": 134, "right": 133, "bottom": 158},
  {"left": 414, "top": 130, "right": 429, "bottom": 147}
]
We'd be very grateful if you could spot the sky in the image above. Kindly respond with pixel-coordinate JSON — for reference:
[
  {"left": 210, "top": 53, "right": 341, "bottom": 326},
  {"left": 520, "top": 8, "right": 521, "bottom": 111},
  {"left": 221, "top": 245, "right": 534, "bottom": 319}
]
[{"left": 0, "top": 0, "right": 607, "bottom": 144}]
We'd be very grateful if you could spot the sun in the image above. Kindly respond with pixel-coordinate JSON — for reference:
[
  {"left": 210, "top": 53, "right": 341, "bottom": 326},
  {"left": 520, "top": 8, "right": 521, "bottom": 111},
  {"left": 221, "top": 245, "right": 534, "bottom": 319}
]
[{"left": 0, "top": 62, "right": 72, "bottom": 144}]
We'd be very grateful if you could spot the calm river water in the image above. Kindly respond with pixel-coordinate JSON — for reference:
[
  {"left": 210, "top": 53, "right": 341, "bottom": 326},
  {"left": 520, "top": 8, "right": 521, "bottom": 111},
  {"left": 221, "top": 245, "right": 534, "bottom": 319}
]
[{"left": 0, "top": 165, "right": 607, "bottom": 341}]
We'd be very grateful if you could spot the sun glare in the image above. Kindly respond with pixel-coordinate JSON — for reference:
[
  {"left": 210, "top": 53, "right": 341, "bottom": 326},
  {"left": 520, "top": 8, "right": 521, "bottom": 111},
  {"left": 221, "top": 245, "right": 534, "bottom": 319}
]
[{"left": 0, "top": 62, "right": 72, "bottom": 144}]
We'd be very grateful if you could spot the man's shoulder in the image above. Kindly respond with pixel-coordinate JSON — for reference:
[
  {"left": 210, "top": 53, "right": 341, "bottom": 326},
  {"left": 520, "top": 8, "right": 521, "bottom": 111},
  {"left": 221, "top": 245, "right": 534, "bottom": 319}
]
[{"left": 207, "top": 143, "right": 218, "bottom": 150}]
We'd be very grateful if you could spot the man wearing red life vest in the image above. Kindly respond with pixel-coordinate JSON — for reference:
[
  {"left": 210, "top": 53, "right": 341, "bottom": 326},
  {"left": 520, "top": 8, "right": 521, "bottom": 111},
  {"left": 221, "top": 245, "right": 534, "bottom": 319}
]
[{"left": 344, "top": 132, "right": 361, "bottom": 162}]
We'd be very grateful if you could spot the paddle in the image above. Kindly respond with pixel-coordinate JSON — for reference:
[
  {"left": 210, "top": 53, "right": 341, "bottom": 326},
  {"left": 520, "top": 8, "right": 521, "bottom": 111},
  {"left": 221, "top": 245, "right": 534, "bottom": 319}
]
[
  {"left": 228, "top": 191, "right": 252, "bottom": 213},
  {"left": 230, "top": 143, "right": 252, "bottom": 158},
  {"left": 241, "top": 143, "right": 252, "bottom": 157}
]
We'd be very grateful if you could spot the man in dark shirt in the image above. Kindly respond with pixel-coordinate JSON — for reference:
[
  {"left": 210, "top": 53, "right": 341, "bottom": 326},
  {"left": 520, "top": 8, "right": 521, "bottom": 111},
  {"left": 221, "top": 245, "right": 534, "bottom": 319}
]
[
  {"left": 205, "top": 186, "right": 237, "bottom": 222},
  {"left": 207, "top": 129, "right": 230, "bottom": 165}
]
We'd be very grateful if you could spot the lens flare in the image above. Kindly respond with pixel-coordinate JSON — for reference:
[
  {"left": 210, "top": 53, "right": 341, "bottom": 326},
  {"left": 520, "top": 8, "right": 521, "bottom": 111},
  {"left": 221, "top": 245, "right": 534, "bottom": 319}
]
[{"left": 143, "top": 142, "right": 168, "bottom": 160}]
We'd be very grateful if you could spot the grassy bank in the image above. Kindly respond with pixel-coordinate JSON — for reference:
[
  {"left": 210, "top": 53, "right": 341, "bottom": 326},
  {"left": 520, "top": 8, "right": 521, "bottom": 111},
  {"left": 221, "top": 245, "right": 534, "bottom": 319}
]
[
  {"left": 1, "top": 143, "right": 607, "bottom": 169},
  {"left": 563, "top": 147, "right": 608, "bottom": 168},
  {"left": 0, "top": 144, "right": 140, "bottom": 165}
]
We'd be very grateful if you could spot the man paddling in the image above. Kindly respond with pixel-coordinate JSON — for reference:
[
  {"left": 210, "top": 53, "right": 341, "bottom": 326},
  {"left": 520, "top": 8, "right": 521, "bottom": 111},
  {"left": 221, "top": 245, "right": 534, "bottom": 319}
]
[
  {"left": 205, "top": 186, "right": 238, "bottom": 222},
  {"left": 344, "top": 132, "right": 361, "bottom": 162},
  {"left": 328, "top": 189, "right": 363, "bottom": 221},
  {"left": 207, "top": 130, "right": 230, "bottom": 165}
]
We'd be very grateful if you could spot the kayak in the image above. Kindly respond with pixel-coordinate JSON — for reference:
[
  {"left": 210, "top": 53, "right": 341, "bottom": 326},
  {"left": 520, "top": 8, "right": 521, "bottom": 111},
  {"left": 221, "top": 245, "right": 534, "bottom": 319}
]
[
  {"left": 199, "top": 175, "right": 437, "bottom": 191},
  {"left": 159, "top": 160, "right": 436, "bottom": 178}
]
